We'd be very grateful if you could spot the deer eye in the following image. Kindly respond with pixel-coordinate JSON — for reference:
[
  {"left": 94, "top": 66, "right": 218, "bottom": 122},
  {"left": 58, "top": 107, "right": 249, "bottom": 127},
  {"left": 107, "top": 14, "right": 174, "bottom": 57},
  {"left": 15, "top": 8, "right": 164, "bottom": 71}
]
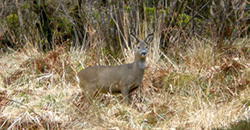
[{"left": 137, "top": 46, "right": 140, "bottom": 49}]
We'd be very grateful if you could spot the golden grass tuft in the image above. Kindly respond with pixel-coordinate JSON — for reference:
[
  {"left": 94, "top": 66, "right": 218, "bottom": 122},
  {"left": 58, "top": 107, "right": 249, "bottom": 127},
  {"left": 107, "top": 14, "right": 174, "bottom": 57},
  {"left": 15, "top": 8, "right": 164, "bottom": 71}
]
[{"left": 0, "top": 38, "right": 249, "bottom": 129}]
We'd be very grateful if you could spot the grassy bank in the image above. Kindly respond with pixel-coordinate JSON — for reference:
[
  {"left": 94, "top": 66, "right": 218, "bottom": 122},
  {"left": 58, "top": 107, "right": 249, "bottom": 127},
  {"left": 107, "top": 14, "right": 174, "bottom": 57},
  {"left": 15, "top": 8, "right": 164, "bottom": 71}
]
[{"left": 0, "top": 37, "right": 249, "bottom": 129}]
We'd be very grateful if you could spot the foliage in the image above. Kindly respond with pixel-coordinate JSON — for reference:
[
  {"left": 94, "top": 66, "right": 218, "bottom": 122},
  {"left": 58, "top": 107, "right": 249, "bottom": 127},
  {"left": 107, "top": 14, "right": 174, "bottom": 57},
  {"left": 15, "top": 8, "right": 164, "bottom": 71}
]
[
  {"left": 7, "top": 14, "right": 19, "bottom": 29},
  {"left": 0, "top": 0, "right": 248, "bottom": 53}
]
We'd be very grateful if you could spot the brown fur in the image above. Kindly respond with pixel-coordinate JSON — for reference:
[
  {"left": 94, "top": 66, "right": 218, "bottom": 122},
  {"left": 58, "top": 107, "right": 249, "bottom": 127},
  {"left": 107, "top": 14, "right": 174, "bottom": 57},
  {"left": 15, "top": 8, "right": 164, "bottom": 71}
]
[{"left": 77, "top": 34, "right": 153, "bottom": 103}]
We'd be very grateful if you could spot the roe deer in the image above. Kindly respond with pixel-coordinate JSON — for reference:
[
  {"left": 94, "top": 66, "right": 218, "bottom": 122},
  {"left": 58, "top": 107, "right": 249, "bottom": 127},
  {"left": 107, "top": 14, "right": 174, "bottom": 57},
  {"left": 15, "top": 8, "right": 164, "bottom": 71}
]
[{"left": 77, "top": 33, "right": 153, "bottom": 103}]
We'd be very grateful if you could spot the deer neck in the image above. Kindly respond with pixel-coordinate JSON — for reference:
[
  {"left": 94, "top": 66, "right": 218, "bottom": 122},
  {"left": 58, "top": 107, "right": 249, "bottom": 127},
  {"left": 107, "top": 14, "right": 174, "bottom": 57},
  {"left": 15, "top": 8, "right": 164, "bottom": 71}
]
[{"left": 134, "top": 56, "right": 146, "bottom": 70}]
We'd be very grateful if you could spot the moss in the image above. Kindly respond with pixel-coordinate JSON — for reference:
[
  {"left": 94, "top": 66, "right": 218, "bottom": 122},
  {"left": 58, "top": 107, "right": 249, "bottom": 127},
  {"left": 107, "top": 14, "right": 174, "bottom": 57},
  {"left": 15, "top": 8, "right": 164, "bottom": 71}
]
[
  {"left": 58, "top": 17, "right": 72, "bottom": 33},
  {"left": 93, "top": 13, "right": 99, "bottom": 19},
  {"left": 178, "top": 13, "right": 191, "bottom": 26},
  {"left": 7, "top": 13, "right": 19, "bottom": 29},
  {"left": 21, "top": 2, "right": 29, "bottom": 9},
  {"left": 177, "top": 13, "right": 202, "bottom": 27},
  {"left": 124, "top": 6, "right": 130, "bottom": 12},
  {"left": 109, "top": 18, "right": 114, "bottom": 27},
  {"left": 145, "top": 7, "right": 154, "bottom": 17}
]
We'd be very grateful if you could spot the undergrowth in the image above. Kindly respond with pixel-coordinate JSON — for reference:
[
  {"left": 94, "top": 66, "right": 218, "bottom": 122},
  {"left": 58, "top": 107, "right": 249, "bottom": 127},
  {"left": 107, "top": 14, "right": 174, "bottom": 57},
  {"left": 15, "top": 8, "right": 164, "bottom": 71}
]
[{"left": 0, "top": 38, "right": 249, "bottom": 129}]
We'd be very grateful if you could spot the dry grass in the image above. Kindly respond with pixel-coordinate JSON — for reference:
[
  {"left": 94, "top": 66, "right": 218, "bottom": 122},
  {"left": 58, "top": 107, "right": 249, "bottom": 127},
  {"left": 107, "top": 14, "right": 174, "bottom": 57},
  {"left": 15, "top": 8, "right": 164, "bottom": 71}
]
[{"left": 0, "top": 38, "right": 249, "bottom": 129}]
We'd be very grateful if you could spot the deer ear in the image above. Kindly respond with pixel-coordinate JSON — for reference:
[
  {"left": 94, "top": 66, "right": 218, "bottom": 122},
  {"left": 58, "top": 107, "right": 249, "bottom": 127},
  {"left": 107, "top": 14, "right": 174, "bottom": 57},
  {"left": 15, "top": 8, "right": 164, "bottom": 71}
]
[
  {"left": 144, "top": 33, "right": 154, "bottom": 43},
  {"left": 130, "top": 33, "right": 139, "bottom": 43}
]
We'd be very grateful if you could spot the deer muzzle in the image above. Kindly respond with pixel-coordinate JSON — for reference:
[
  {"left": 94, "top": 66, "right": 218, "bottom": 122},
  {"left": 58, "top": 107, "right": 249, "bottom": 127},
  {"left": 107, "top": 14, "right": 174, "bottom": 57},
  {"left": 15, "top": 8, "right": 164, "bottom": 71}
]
[{"left": 140, "top": 51, "right": 147, "bottom": 57}]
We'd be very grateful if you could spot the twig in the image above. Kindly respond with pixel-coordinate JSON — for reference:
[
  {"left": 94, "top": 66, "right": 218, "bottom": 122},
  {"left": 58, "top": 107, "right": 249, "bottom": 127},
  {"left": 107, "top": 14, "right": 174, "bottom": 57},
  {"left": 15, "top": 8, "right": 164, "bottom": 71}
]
[
  {"left": 182, "top": 0, "right": 211, "bottom": 30},
  {"left": 58, "top": 0, "right": 81, "bottom": 46},
  {"left": 173, "top": 0, "right": 211, "bottom": 43}
]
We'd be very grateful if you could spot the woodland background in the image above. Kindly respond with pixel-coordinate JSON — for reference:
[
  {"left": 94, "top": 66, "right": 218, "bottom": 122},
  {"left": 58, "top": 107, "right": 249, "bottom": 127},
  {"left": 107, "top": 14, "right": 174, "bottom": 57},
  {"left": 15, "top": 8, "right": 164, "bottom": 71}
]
[{"left": 0, "top": 0, "right": 249, "bottom": 52}]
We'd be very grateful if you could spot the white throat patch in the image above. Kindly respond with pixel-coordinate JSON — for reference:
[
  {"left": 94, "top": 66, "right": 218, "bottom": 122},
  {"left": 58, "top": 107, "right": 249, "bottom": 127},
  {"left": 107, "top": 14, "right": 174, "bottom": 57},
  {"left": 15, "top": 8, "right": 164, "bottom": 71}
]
[{"left": 138, "top": 62, "right": 145, "bottom": 69}]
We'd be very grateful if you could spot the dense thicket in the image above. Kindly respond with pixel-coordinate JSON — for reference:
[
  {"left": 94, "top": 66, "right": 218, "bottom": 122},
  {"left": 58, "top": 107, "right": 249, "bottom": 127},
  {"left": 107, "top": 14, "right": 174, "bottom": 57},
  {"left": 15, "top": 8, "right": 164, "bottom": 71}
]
[{"left": 0, "top": 0, "right": 249, "bottom": 53}]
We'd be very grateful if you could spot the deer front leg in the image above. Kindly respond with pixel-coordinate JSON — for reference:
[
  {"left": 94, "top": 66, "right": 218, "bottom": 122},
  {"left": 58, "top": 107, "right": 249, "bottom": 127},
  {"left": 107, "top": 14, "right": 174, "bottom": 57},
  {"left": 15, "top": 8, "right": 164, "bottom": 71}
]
[
  {"left": 121, "top": 85, "right": 129, "bottom": 104},
  {"left": 81, "top": 83, "right": 96, "bottom": 104}
]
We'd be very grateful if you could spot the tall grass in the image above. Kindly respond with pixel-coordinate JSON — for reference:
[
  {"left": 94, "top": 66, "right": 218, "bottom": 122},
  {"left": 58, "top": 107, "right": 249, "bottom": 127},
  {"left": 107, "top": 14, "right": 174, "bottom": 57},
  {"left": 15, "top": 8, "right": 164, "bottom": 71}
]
[{"left": 0, "top": 37, "right": 249, "bottom": 129}]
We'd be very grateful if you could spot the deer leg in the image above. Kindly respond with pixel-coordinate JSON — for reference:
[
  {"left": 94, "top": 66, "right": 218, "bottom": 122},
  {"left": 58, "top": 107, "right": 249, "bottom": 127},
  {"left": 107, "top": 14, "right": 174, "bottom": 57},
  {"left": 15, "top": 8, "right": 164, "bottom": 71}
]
[
  {"left": 82, "top": 84, "right": 96, "bottom": 104},
  {"left": 121, "top": 85, "right": 129, "bottom": 104}
]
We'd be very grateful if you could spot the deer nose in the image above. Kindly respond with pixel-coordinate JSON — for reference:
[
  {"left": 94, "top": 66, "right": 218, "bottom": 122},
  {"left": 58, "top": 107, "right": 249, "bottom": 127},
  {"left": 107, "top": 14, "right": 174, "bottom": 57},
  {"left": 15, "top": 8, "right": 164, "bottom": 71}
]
[{"left": 141, "top": 51, "right": 147, "bottom": 56}]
